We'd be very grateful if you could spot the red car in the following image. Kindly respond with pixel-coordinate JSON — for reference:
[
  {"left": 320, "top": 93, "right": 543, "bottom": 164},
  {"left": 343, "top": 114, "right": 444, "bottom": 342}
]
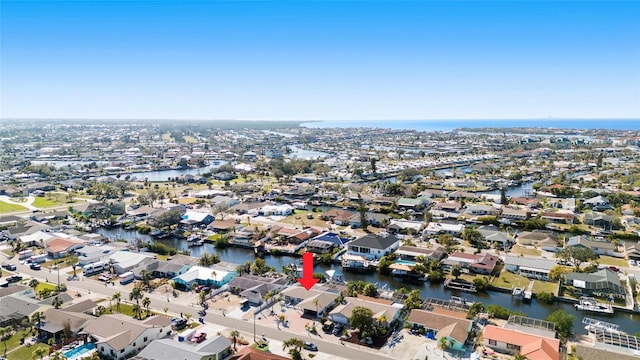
[
  {"left": 608, "top": 266, "right": 620, "bottom": 272},
  {"left": 190, "top": 332, "right": 207, "bottom": 343}
]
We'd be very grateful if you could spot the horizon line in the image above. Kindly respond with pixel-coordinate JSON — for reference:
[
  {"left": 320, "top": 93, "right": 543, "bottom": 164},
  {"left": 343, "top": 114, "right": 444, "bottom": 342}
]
[{"left": 2, "top": 117, "right": 639, "bottom": 122}]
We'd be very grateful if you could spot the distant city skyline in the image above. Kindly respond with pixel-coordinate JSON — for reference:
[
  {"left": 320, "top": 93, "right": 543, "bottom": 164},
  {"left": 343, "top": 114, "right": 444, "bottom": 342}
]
[{"left": 1, "top": 1, "right": 639, "bottom": 120}]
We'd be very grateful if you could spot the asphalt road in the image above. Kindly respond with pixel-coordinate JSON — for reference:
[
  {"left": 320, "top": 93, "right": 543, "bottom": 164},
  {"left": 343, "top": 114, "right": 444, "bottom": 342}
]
[{"left": 13, "top": 262, "right": 395, "bottom": 360}]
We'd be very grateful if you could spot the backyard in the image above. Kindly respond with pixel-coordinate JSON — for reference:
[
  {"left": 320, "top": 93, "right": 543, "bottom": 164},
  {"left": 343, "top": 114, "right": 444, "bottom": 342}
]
[{"left": 0, "top": 200, "right": 26, "bottom": 213}]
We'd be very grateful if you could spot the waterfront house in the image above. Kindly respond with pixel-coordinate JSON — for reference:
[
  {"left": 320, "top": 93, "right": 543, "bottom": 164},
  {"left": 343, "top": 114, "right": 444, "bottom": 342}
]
[
  {"left": 583, "top": 212, "right": 614, "bottom": 230},
  {"left": 328, "top": 297, "right": 402, "bottom": 328},
  {"left": 208, "top": 219, "right": 238, "bottom": 233},
  {"left": 306, "top": 240, "right": 334, "bottom": 254},
  {"left": 348, "top": 212, "right": 390, "bottom": 228},
  {"left": 540, "top": 211, "right": 575, "bottom": 224},
  {"left": 38, "top": 308, "right": 94, "bottom": 344},
  {"left": 547, "top": 198, "right": 576, "bottom": 212},
  {"left": 347, "top": 234, "right": 400, "bottom": 261},
  {"left": 230, "top": 201, "right": 264, "bottom": 216},
  {"left": 625, "top": 244, "right": 640, "bottom": 261},
  {"left": 566, "top": 236, "right": 617, "bottom": 256},
  {"left": 397, "top": 195, "right": 432, "bottom": 210},
  {"left": 406, "top": 310, "right": 472, "bottom": 352},
  {"left": 321, "top": 208, "right": 356, "bottom": 225},
  {"left": 500, "top": 208, "right": 530, "bottom": 221},
  {"left": 172, "top": 265, "right": 235, "bottom": 291},
  {"left": 84, "top": 314, "right": 171, "bottom": 360},
  {"left": 442, "top": 252, "right": 499, "bottom": 275},
  {"left": 281, "top": 285, "right": 340, "bottom": 317},
  {"left": 482, "top": 325, "right": 560, "bottom": 360},
  {"left": 564, "top": 268, "right": 625, "bottom": 298},
  {"left": 231, "top": 228, "right": 255, "bottom": 247},
  {"left": 143, "top": 254, "right": 196, "bottom": 279},
  {"left": 180, "top": 210, "right": 214, "bottom": 227},
  {"left": 448, "top": 191, "right": 478, "bottom": 201},
  {"left": 477, "top": 226, "right": 513, "bottom": 250},
  {"left": 134, "top": 336, "right": 232, "bottom": 360},
  {"left": 311, "top": 232, "right": 350, "bottom": 248},
  {"left": 395, "top": 245, "right": 446, "bottom": 263},
  {"left": 503, "top": 255, "right": 557, "bottom": 281},
  {"left": 515, "top": 231, "right": 560, "bottom": 251},
  {"left": 258, "top": 204, "right": 294, "bottom": 216}
]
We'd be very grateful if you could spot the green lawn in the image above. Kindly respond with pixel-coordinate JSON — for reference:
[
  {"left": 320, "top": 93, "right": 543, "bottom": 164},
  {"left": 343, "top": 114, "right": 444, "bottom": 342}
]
[
  {"left": 6, "top": 343, "right": 49, "bottom": 360},
  {"left": 103, "top": 303, "right": 156, "bottom": 319},
  {"left": 492, "top": 270, "right": 531, "bottom": 289},
  {"left": 597, "top": 256, "right": 629, "bottom": 267},
  {"left": 35, "top": 282, "right": 57, "bottom": 294},
  {"left": 4, "top": 328, "right": 34, "bottom": 354},
  {"left": 0, "top": 201, "right": 27, "bottom": 213},
  {"left": 31, "top": 196, "right": 66, "bottom": 208},
  {"left": 531, "top": 280, "right": 559, "bottom": 294}
]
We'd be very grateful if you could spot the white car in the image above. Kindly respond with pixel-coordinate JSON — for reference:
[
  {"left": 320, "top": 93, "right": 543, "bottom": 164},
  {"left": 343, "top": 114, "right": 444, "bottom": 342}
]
[{"left": 629, "top": 260, "right": 637, "bottom": 267}]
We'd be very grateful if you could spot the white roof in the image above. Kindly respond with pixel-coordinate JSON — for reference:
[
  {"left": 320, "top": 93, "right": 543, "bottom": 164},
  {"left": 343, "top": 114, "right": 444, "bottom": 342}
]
[
  {"left": 183, "top": 210, "right": 212, "bottom": 223},
  {"left": 175, "top": 266, "right": 231, "bottom": 283},
  {"left": 109, "top": 251, "right": 154, "bottom": 268}
]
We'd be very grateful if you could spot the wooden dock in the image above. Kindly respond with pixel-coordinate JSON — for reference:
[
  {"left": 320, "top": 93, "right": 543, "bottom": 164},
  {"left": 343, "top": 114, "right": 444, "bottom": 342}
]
[{"left": 523, "top": 280, "right": 534, "bottom": 303}]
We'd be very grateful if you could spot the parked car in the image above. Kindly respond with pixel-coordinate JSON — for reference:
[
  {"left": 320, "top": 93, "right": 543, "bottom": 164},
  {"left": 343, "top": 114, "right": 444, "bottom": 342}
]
[
  {"left": 171, "top": 318, "right": 187, "bottom": 330},
  {"left": 303, "top": 342, "right": 318, "bottom": 351},
  {"left": 7, "top": 275, "right": 23, "bottom": 283},
  {"left": 322, "top": 321, "right": 334, "bottom": 333},
  {"left": 608, "top": 266, "right": 620, "bottom": 272},
  {"left": 629, "top": 260, "right": 637, "bottom": 267},
  {"left": 190, "top": 332, "right": 207, "bottom": 343},
  {"left": 2, "top": 264, "right": 16, "bottom": 271},
  {"left": 30, "top": 263, "right": 41, "bottom": 270},
  {"left": 332, "top": 324, "right": 344, "bottom": 336}
]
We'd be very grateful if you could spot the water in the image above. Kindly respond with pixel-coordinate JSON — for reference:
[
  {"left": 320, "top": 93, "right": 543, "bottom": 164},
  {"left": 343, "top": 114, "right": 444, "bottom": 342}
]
[
  {"left": 30, "top": 160, "right": 110, "bottom": 168},
  {"left": 288, "top": 145, "right": 331, "bottom": 159},
  {"left": 97, "top": 227, "right": 639, "bottom": 333},
  {"left": 125, "top": 161, "right": 228, "bottom": 182},
  {"left": 301, "top": 119, "right": 640, "bottom": 131}
]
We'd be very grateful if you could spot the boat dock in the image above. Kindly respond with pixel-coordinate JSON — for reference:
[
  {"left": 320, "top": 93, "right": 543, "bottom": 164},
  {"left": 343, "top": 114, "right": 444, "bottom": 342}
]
[
  {"left": 523, "top": 280, "right": 534, "bottom": 303},
  {"left": 444, "top": 278, "right": 477, "bottom": 293},
  {"left": 575, "top": 297, "right": 614, "bottom": 315}
]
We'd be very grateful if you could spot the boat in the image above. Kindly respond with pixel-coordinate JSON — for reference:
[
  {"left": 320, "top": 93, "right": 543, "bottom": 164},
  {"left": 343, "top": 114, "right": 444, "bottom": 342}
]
[
  {"left": 574, "top": 297, "right": 614, "bottom": 315},
  {"left": 512, "top": 287, "right": 524, "bottom": 299},
  {"left": 523, "top": 291, "right": 532, "bottom": 303},
  {"left": 444, "top": 278, "right": 477, "bottom": 293},
  {"left": 450, "top": 296, "right": 472, "bottom": 305}
]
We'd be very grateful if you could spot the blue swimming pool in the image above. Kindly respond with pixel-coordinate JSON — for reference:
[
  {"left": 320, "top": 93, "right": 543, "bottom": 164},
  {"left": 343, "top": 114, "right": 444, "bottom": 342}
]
[
  {"left": 63, "top": 343, "right": 96, "bottom": 359},
  {"left": 394, "top": 259, "right": 416, "bottom": 266}
]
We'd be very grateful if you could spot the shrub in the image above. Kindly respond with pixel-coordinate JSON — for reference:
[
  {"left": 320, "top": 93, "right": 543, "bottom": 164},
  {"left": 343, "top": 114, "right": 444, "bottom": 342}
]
[{"left": 537, "top": 292, "right": 555, "bottom": 304}]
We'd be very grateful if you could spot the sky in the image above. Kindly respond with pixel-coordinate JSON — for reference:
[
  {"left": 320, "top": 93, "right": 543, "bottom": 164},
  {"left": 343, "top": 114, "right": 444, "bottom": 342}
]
[{"left": 1, "top": 0, "right": 639, "bottom": 121}]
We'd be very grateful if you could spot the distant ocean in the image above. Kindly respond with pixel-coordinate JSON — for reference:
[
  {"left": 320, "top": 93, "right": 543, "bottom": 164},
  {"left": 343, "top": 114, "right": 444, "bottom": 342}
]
[{"left": 300, "top": 119, "right": 640, "bottom": 131}]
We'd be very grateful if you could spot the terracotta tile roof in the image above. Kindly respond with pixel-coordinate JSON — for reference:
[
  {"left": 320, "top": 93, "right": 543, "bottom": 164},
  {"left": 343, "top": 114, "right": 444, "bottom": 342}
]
[
  {"left": 46, "top": 237, "right": 83, "bottom": 253},
  {"left": 228, "top": 347, "right": 290, "bottom": 360},
  {"left": 483, "top": 325, "right": 560, "bottom": 360}
]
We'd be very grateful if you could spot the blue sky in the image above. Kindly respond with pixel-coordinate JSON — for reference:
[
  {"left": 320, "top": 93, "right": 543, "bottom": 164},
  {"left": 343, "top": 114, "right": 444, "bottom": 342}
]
[{"left": 1, "top": 0, "right": 639, "bottom": 120}]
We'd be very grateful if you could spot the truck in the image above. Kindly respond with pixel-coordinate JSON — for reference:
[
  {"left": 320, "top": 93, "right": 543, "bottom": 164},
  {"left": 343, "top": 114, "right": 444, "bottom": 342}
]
[
  {"left": 18, "top": 249, "right": 34, "bottom": 260},
  {"left": 83, "top": 261, "right": 106, "bottom": 276},
  {"left": 118, "top": 271, "right": 135, "bottom": 285},
  {"left": 27, "top": 254, "right": 47, "bottom": 264}
]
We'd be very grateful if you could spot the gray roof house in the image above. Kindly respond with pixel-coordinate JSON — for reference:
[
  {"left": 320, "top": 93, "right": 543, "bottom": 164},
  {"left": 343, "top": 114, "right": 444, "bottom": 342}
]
[
  {"left": 347, "top": 234, "right": 400, "bottom": 260},
  {"left": 566, "top": 236, "right": 617, "bottom": 256},
  {"left": 564, "top": 268, "right": 625, "bottom": 298},
  {"left": 133, "top": 336, "right": 232, "bottom": 360},
  {"left": 503, "top": 255, "right": 558, "bottom": 281},
  {"left": 478, "top": 226, "right": 514, "bottom": 249}
]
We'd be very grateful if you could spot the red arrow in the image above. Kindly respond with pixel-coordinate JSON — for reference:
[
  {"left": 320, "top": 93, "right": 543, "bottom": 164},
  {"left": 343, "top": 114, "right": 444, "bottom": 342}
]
[{"left": 297, "top": 252, "right": 319, "bottom": 291}]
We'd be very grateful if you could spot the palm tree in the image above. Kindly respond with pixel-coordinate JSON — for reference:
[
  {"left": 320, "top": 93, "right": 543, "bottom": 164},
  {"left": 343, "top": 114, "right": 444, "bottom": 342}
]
[
  {"left": 95, "top": 305, "right": 106, "bottom": 316},
  {"left": 112, "top": 292, "right": 122, "bottom": 313},
  {"left": 230, "top": 329, "right": 240, "bottom": 350},
  {"left": 437, "top": 336, "right": 447, "bottom": 356},
  {"left": 49, "top": 351, "right": 65, "bottom": 360},
  {"left": 31, "top": 312, "right": 45, "bottom": 333},
  {"left": 142, "top": 297, "right": 151, "bottom": 318},
  {"left": 282, "top": 338, "right": 304, "bottom": 360},
  {"left": 66, "top": 255, "right": 79, "bottom": 277},
  {"left": 51, "top": 296, "right": 63, "bottom": 309},
  {"left": 28, "top": 279, "right": 40, "bottom": 291},
  {"left": 0, "top": 326, "right": 12, "bottom": 356},
  {"left": 140, "top": 270, "right": 152, "bottom": 290},
  {"left": 312, "top": 297, "right": 320, "bottom": 317},
  {"left": 129, "top": 286, "right": 143, "bottom": 305},
  {"left": 32, "top": 346, "right": 48, "bottom": 360},
  {"left": 514, "top": 353, "right": 528, "bottom": 360},
  {"left": 132, "top": 304, "right": 142, "bottom": 319}
]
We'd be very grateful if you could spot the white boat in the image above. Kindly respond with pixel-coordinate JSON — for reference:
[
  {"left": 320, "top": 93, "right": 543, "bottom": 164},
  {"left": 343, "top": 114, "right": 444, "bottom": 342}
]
[{"left": 574, "top": 297, "right": 614, "bottom": 315}]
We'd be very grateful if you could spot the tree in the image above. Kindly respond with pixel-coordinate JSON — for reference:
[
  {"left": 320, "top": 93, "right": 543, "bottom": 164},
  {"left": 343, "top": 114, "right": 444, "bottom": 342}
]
[
  {"left": 451, "top": 265, "right": 461, "bottom": 279},
  {"left": 230, "top": 329, "right": 240, "bottom": 350},
  {"left": 49, "top": 351, "right": 65, "bottom": 360},
  {"left": 132, "top": 304, "right": 142, "bottom": 319},
  {"left": 142, "top": 297, "right": 151, "bottom": 317},
  {"left": 198, "top": 253, "right": 221, "bottom": 267},
  {"left": 129, "top": 286, "right": 143, "bottom": 305},
  {"left": 349, "top": 306, "right": 374, "bottom": 333},
  {"left": 29, "top": 279, "right": 40, "bottom": 291},
  {"left": 466, "top": 302, "right": 485, "bottom": 320},
  {"left": 0, "top": 326, "right": 12, "bottom": 356},
  {"left": 140, "top": 270, "right": 152, "bottom": 290},
  {"left": 32, "top": 346, "right": 48, "bottom": 360},
  {"left": 514, "top": 353, "right": 527, "bottom": 360},
  {"left": 282, "top": 338, "right": 304, "bottom": 360},
  {"left": 545, "top": 309, "right": 575, "bottom": 341},
  {"left": 462, "top": 227, "right": 484, "bottom": 248},
  {"left": 437, "top": 336, "right": 447, "bottom": 355},
  {"left": 404, "top": 289, "right": 422, "bottom": 310},
  {"left": 66, "top": 255, "right": 79, "bottom": 277},
  {"left": 51, "top": 296, "right": 63, "bottom": 309},
  {"left": 548, "top": 265, "right": 571, "bottom": 282},
  {"left": 357, "top": 194, "right": 368, "bottom": 231},
  {"left": 31, "top": 312, "right": 45, "bottom": 332},
  {"left": 112, "top": 292, "right": 122, "bottom": 313},
  {"left": 557, "top": 247, "right": 597, "bottom": 269},
  {"left": 500, "top": 188, "right": 509, "bottom": 205}
]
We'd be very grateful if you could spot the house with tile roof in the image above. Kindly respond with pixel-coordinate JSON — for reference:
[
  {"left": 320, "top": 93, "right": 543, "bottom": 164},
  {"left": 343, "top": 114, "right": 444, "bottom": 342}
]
[
  {"left": 482, "top": 325, "right": 560, "bottom": 360},
  {"left": 281, "top": 285, "right": 341, "bottom": 317},
  {"left": 84, "top": 314, "right": 171, "bottom": 360},
  {"left": 227, "top": 347, "right": 290, "bottom": 360},
  {"left": 442, "top": 252, "right": 499, "bottom": 275},
  {"left": 406, "top": 310, "right": 472, "bottom": 352},
  {"left": 45, "top": 237, "right": 85, "bottom": 259}
]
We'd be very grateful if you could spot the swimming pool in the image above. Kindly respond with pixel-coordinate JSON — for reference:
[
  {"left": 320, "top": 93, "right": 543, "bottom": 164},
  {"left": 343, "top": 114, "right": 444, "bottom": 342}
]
[
  {"left": 63, "top": 343, "right": 96, "bottom": 359},
  {"left": 394, "top": 259, "right": 417, "bottom": 266}
]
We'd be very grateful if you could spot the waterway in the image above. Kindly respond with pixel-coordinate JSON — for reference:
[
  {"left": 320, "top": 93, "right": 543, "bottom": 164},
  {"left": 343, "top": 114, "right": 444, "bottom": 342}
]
[
  {"left": 125, "top": 161, "right": 228, "bottom": 182},
  {"left": 97, "top": 227, "right": 639, "bottom": 334}
]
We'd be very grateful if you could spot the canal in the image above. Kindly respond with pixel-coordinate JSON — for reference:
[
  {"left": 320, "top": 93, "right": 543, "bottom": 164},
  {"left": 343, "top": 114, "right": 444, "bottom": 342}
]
[{"left": 98, "top": 227, "right": 640, "bottom": 334}]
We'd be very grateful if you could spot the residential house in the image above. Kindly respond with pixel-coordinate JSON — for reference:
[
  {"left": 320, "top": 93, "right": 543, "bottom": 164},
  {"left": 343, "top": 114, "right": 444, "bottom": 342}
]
[
  {"left": 465, "top": 204, "right": 498, "bottom": 216},
  {"left": 180, "top": 210, "right": 214, "bottom": 227},
  {"left": 500, "top": 208, "right": 530, "bottom": 221},
  {"left": 230, "top": 202, "right": 264, "bottom": 216},
  {"left": 387, "top": 219, "right": 424, "bottom": 235},
  {"left": 515, "top": 231, "right": 560, "bottom": 251},
  {"left": 348, "top": 212, "right": 390, "bottom": 228},
  {"left": 583, "top": 195, "right": 613, "bottom": 211},
  {"left": 406, "top": 310, "right": 472, "bottom": 352},
  {"left": 281, "top": 285, "right": 341, "bottom": 317},
  {"left": 503, "top": 255, "right": 558, "bottom": 281},
  {"left": 45, "top": 237, "right": 85, "bottom": 259},
  {"left": 583, "top": 212, "right": 614, "bottom": 230},
  {"left": 625, "top": 244, "right": 640, "bottom": 261},
  {"left": 84, "top": 314, "right": 172, "bottom": 360},
  {"left": 142, "top": 255, "right": 196, "bottom": 279},
  {"left": 347, "top": 234, "right": 400, "bottom": 261},
  {"left": 321, "top": 209, "right": 356, "bottom": 226},
  {"left": 328, "top": 297, "right": 402, "bottom": 328},
  {"left": 75, "top": 246, "right": 113, "bottom": 266},
  {"left": 0, "top": 286, "right": 39, "bottom": 327},
  {"left": 38, "top": 308, "right": 94, "bottom": 343},
  {"left": 540, "top": 212, "right": 575, "bottom": 224},
  {"left": 397, "top": 195, "right": 432, "bottom": 210},
  {"left": 227, "top": 347, "right": 290, "bottom": 360},
  {"left": 230, "top": 276, "right": 287, "bottom": 305},
  {"left": 172, "top": 265, "right": 235, "bottom": 291},
  {"left": 258, "top": 204, "right": 294, "bottom": 216},
  {"left": 566, "top": 236, "right": 617, "bottom": 256},
  {"left": 423, "top": 222, "right": 465, "bottom": 237},
  {"left": 442, "top": 252, "right": 499, "bottom": 275},
  {"left": 109, "top": 251, "right": 157, "bottom": 275},
  {"left": 477, "top": 226, "right": 513, "bottom": 250},
  {"left": 483, "top": 325, "right": 560, "bottom": 360},
  {"left": 133, "top": 336, "right": 232, "bottom": 360},
  {"left": 395, "top": 245, "right": 446, "bottom": 263},
  {"left": 564, "top": 268, "right": 626, "bottom": 299}
]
